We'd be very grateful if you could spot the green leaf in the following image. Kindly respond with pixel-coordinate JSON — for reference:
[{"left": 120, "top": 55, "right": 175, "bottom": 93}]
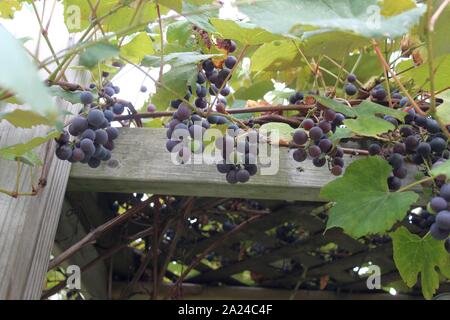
[
  {"left": 0, "top": 25, "right": 56, "bottom": 118},
  {"left": 48, "top": 86, "right": 95, "bottom": 104},
  {"left": 250, "top": 40, "right": 301, "bottom": 72},
  {"left": 391, "top": 227, "right": 450, "bottom": 300},
  {"left": 234, "top": 80, "right": 273, "bottom": 100},
  {"left": 343, "top": 100, "right": 406, "bottom": 137},
  {"left": 431, "top": 159, "right": 450, "bottom": 179},
  {"left": 330, "top": 127, "right": 353, "bottom": 144},
  {"left": 238, "top": 0, "right": 426, "bottom": 39},
  {"left": 182, "top": 1, "right": 218, "bottom": 33},
  {"left": 63, "top": 1, "right": 158, "bottom": 33},
  {"left": 167, "top": 20, "right": 192, "bottom": 45},
  {"left": 210, "top": 19, "right": 284, "bottom": 45},
  {"left": 143, "top": 52, "right": 221, "bottom": 110},
  {"left": 158, "top": 0, "right": 182, "bottom": 12},
  {"left": 321, "top": 157, "right": 418, "bottom": 238},
  {"left": 0, "top": 0, "right": 22, "bottom": 19},
  {"left": 314, "top": 95, "right": 356, "bottom": 117},
  {"left": 0, "top": 131, "right": 60, "bottom": 165},
  {"left": 79, "top": 42, "right": 119, "bottom": 69},
  {"left": 0, "top": 109, "right": 51, "bottom": 128},
  {"left": 302, "top": 30, "right": 369, "bottom": 60},
  {"left": 380, "top": 0, "right": 417, "bottom": 16},
  {"left": 260, "top": 122, "right": 295, "bottom": 142},
  {"left": 436, "top": 89, "right": 450, "bottom": 125},
  {"left": 397, "top": 55, "right": 450, "bottom": 92},
  {"left": 120, "top": 32, "right": 154, "bottom": 64}
]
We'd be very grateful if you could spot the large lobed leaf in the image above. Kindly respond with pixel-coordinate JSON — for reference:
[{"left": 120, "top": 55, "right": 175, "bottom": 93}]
[
  {"left": 321, "top": 157, "right": 418, "bottom": 238},
  {"left": 237, "top": 0, "right": 426, "bottom": 39},
  {"left": 391, "top": 227, "right": 450, "bottom": 300},
  {"left": 343, "top": 100, "right": 407, "bottom": 137}
]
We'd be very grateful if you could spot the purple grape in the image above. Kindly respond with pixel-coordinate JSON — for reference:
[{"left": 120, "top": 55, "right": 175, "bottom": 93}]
[
  {"left": 71, "top": 148, "right": 85, "bottom": 162},
  {"left": 441, "top": 184, "right": 450, "bottom": 201},
  {"left": 69, "top": 116, "right": 89, "bottom": 136},
  {"left": 140, "top": 85, "right": 147, "bottom": 93},
  {"left": 80, "top": 139, "right": 95, "bottom": 156},
  {"left": 224, "top": 56, "right": 237, "bottom": 69},
  {"left": 430, "top": 223, "right": 449, "bottom": 240},
  {"left": 309, "top": 127, "right": 323, "bottom": 141},
  {"left": 313, "top": 157, "right": 326, "bottom": 167},
  {"left": 87, "top": 110, "right": 105, "bottom": 128},
  {"left": 347, "top": 74, "right": 357, "bottom": 83},
  {"left": 302, "top": 119, "right": 315, "bottom": 130},
  {"left": 431, "top": 197, "right": 448, "bottom": 213},
  {"left": 175, "top": 104, "right": 191, "bottom": 121},
  {"left": 56, "top": 145, "right": 73, "bottom": 160},
  {"left": 147, "top": 104, "right": 156, "bottom": 112},
  {"left": 324, "top": 109, "right": 336, "bottom": 122},
  {"left": 293, "top": 148, "right": 307, "bottom": 162},
  {"left": 369, "top": 143, "right": 381, "bottom": 156},
  {"left": 104, "top": 110, "right": 114, "bottom": 122},
  {"left": 331, "top": 165, "right": 343, "bottom": 176},
  {"left": 80, "top": 91, "right": 94, "bottom": 105},
  {"left": 293, "top": 130, "right": 308, "bottom": 145},
  {"left": 236, "top": 169, "right": 250, "bottom": 183},
  {"left": 95, "top": 129, "right": 109, "bottom": 145},
  {"left": 226, "top": 169, "right": 238, "bottom": 184},
  {"left": 308, "top": 145, "right": 321, "bottom": 158},
  {"left": 319, "top": 139, "right": 332, "bottom": 153},
  {"left": 104, "top": 86, "right": 115, "bottom": 97},
  {"left": 106, "top": 127, "right": 119, "bottom": 140},
  {"left": 345, "top": 83, "right": 357, "bottom": 96},
  {"left": 112, "top": 103, "right": 125, "bottom": 115}
]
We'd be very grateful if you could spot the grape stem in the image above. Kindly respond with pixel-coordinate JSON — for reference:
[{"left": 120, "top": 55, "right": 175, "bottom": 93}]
[
  {"left": 396, "top": 176, "right": 434, "bottom": 193},
  {"left": 371, "top": 40, "right": 428, "bottom": 117}
]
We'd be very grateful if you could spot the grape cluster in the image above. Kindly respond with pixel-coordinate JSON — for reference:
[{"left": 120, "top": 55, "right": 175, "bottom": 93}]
[
  {"left": 55, "top": 81, "right": 124, "bottom": 168},
  {"left": 165, "top": 43, "right": 262, "bottom": 184},
  {"left": 289, "top": 97, "right": 346, "bottom": 176},
  {"left": 367, "top": 107, "right": 449, "bottom": 190},
  {"left": 214, "top": 129, "right": 259, "bottom": 184},
  {"left": 429, "top": 184, "right": 450, "bottom": 241}
]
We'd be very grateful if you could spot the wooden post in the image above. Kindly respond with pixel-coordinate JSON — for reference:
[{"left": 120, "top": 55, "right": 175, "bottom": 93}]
[{"left": 0, "top": 75, "right": 88, "bottom": 299}]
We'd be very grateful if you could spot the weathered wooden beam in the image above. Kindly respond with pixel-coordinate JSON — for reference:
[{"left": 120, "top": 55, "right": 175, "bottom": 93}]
[
  {"left": 68, "top": 128, "right": 365, "bottom": 200},
  {"left": 112, "top": 281, "right": 420, "bottom": 300}
]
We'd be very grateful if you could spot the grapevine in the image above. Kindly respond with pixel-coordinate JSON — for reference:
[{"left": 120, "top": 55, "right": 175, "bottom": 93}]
[{"left": 0, "top": 0, "right": 449, "bottom": 300}]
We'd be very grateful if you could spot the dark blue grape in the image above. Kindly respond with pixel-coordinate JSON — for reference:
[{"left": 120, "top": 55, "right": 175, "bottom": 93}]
[
  {"left": 56, "top": 145, "right": 73, "bottom": 160},
  {"left": 225, "top": 56, "right": 237, "bottom": 69},
  {"left": 112, "top": 103, "right": 125, "bottom": 115},
  {"left": 95, "top": 129, "right": 109, "bottom": 145},
  {"left": 87, "top": 110, "right": 105, "bottom": 128},
  {"left": 80, "top": 91, "right": 94, "bottom": 105},
  {"left": 345, "top": 83, "right": 357, "bottom": 96}
]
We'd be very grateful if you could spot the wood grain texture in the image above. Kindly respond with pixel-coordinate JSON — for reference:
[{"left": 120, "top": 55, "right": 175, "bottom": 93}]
[
  {"left": 69, "top": 128, "right": 421, "bottom": 201},
  {"left": 0, "top": 73, "right": 88, "bottom": 299}
]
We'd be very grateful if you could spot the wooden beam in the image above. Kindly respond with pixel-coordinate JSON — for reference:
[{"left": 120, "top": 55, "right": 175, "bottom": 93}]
[
  {"left": 112, "top": 282, "right": 420, "bottom": 300},
  {"left": 65, "top": 129, "right": 390, "bottom": 200}
]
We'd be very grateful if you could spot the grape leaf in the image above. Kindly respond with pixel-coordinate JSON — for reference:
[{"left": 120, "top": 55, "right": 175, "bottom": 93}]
[
  {"left": 79, "top": 42, "right": 119, "bottom": 69},
  {"left": 431, "top": 159, "right": 450, "bottom": 178},
  {"left": 343, "top": 100, "right": 407, "bottom": 137},
  {"left": 234, "top": 80, "right": 273, "bottom": 100},
  {"left": 182, "top": 1, "right": 218, "bottom": 33},
  {"left": 391, "top": 227, "right": 450, "bottom": 300},
  {"left": 260, "top": 122, "right": 294, "bottom": 143},
  {"left": 237, "top": 0, "right": 426, "bottom": 39},
  {"left": 396, "top": 55, "right": 450, "bottom": 92},
  {"left": 314, "top": 95, "right": 356, "bottom": 117},
  {"left": 0, "top": 0, "right": 22, "bottom": 19},
  {"left": 0, "top": 109, "right": 51, "bottom": 128},
  {"left": 142, "top": 52, "right": 221, "bottom": 110},
  {"left": 330, "top": 127, "right": 353, "bottom": 144},
  {"left": 120, "top": 32, "right": 154, "bottom": 64},
  {"left": 321, "top": 156, "right": 418, "bottom": 238},
  {"left": 0, "top": 131, "right": 60, "bottom": 165},
  {"left": 0, "top": 25, "right": 56, "bottom": 118},
  {"left": 48, "top": 86, "right": 96, "bottom": 104},
  {"left": 436, "top": 89, "right": 450, "bottom": 126},
  {"left": 210, "top": 19, "right": 284, "bottom": 45},
  {"left": 250, "top": 40, "right": 301, "bottom": 72},
  {"left": 157, "top": 0, "right": 182, "bottom": 12},
  {"left": 379, "top": 0, "right": 416, "bottom": 16}
]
